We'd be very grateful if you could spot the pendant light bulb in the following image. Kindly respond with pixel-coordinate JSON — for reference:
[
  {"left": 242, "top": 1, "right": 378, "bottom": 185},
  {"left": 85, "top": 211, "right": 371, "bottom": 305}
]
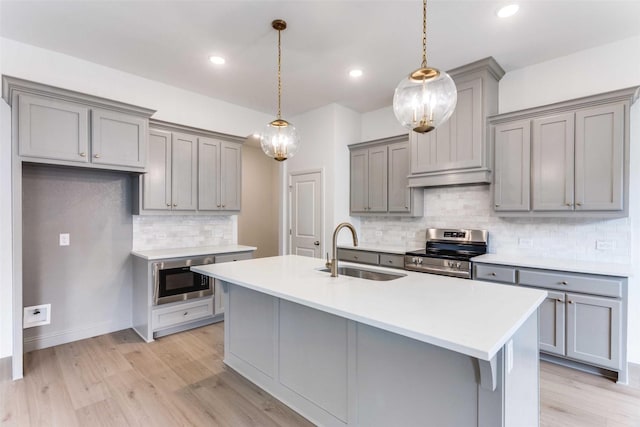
[
  {"left": 260, "top": 19, "right": 300, "bottom": 161},
  {"left": 393, "top": 0, "right": 457, "bottom": 133}
]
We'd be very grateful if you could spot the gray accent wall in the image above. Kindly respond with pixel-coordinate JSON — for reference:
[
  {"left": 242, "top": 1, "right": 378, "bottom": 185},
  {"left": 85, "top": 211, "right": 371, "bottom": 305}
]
[{"left": 22, "top": 164, "right": 133, "bottom": 350}]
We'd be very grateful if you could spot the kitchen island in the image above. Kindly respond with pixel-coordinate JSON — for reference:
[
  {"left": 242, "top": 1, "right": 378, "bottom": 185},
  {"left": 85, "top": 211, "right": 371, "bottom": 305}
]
[{"left": 192, "top": 255, "right": 547, "bottom": 427}]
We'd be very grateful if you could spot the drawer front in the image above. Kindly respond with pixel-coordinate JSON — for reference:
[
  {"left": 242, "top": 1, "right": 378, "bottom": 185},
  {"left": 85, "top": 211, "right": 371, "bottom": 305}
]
[
  {"left": 518, "top": 269, "right": 622, "bottom": 298},
  {"left": 215, "top": 251, "right": 253, "bottom": 264},
  {"left": 379, "top": 253, "right": 405, "bottom": 269},
  {"left": 152, "top": 298, "right": 214, "bottom": 331},
  {"left": 337, "top": 249, "right": 379, "bottom": 265},
  {"left": 474, "top": 264, "right": 517, "bottom": 284}
]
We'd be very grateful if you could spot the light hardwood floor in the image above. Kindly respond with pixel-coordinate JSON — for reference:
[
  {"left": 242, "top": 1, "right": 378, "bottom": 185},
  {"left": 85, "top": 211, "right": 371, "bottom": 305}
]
[{"left": 1, "top": 323, "right": 639, "bottom": 427}]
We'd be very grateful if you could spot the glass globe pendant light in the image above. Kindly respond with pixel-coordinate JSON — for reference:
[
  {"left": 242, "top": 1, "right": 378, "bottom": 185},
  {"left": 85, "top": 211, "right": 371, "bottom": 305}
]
[
  {"left": 260, "top": 19, "right": 300, "bottom": 161},
  {"left": 393, "top": 0, "right": 457, "bottom": 133}
]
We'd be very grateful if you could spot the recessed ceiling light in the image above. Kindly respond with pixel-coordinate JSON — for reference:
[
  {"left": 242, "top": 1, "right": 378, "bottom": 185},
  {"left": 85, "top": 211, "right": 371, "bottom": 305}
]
[
  {"left": 497, "top": 4, "right": 519, "bottom": 18},
  {"left": 209, "top": 56, "right": 226, "bottom": 65},
  {"left": 349, "top": 69, "right": 363, "bottom": 78}
]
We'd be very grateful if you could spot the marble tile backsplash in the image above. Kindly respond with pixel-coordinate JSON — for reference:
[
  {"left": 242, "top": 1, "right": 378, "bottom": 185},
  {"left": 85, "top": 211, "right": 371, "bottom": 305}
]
[
  {"left": 360, "top": 185, "right": 632, "bottom": 264},
  {"left": 132, "top": 215, "right": 235, "bottom": 250}
]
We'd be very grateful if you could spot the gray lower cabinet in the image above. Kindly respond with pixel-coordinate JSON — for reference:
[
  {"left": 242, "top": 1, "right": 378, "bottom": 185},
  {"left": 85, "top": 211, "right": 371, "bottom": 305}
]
[
  {"left": 4, "top": 77, "right": 154, "bottom": 172},
  {"left": 489, "top": 86, "right": 637, "bottom": 217},
  {"left": 134, "top": 120, "right": 244, "bottom": 215},
  {"left": 408, "top": 57, "right": 504, "bottom": 187},
  {"left": 349, "top": 136, "right": 423, "bottom": 217},
  {"left": 337, "top": 248, "right": 405, "bottom": 269},
  {"left": 474, "top": 262, "right": 627, "bottom": 381}
]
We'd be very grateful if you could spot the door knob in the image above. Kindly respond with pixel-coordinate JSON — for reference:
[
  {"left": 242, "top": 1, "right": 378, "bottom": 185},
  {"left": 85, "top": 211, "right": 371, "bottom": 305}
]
[{"left": 314, "top": 241, "right": 320, "bottom": 246}]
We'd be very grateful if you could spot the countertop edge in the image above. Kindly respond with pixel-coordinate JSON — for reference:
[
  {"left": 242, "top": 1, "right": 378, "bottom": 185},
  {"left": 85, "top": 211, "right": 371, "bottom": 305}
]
[{"left": 131, "top": 245, "right": 258, "bottom": 260}]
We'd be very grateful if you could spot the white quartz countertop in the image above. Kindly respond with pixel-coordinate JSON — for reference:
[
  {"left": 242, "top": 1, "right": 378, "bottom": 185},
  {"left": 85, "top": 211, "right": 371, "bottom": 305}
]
[
  {"left": 131, "top": 245, "right": 257, "bottom": 260},
  {"left": 337, "top": 243, "right": 421, "bottom": 255},
  {"left": 192, "top": 255, "right": 546, "bottom": 361},
  {"left": 472, "top": 254, "right": 632, "bottom": 277}
]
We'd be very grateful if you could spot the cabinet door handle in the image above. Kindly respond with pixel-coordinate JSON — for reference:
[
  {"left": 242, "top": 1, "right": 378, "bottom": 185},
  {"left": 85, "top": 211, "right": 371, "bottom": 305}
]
[
  {"left": 566, "top": 203, "right": 572, "bottom": 207},
  {"left": 495, "top": 204, "right": 500, "bottom": 207},
  {"left": 166, "top": 203, "right": 171, "bottom": 207},
  {"left": 94, "top": 154, "right": 101, "bottom": 158},
  {"left": 556, "top": 298, "right": 564, "bottom": 303},
  {"left": 576, "top": 202, "right": 582, "bottom": 207},
  {"left": 568, "top": 300, "right": 574, "bottom": 304},
  {"left": 79, "top": 152, "right": 86, "bottom": 157},
  {"left": 222, "top": 205, "right": 226, "bottom": 208},
  {"left": 313, "top": 241, "right": 320, "bottom": 246},
  {"left": 173, "top": 203, "right": 177, "bottom": 207},
  {"left": 217, "top": 205, "right": 221, "bottom": 208}
]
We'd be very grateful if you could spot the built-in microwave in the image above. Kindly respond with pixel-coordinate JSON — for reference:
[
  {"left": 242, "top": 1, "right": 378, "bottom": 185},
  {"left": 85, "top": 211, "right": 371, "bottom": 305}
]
[{"left": 152, "top": 255, "right": 214, "bottom": 305}]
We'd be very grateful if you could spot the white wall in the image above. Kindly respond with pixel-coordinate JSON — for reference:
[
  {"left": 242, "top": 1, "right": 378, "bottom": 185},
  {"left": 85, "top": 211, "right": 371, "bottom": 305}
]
[
  {"left": 0, "top": 37, "right": 273, "bottom": 359},
  {"left": 333, "top": 104, "right": 362, "bottom": 231},
  {"left": 360, "top": 105, "right": 406, "bottom": 142},
  {"left": 499, "top": 36, "right": 640, "bottom": 114}
]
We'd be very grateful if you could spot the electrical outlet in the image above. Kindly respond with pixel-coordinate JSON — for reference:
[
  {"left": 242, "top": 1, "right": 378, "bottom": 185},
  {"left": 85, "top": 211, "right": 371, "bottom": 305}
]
[
  {"left": 59, "top": 233, "right": 70, "bottom": 246},
  {"left": 23, "top": 304, "right": 51, "bottom": 328},
  {"left": 596, "top": 240, "right": 615, "bottom": 251},
  {"left": 518, "top": 238, "right": 533, "bottom": 248}
]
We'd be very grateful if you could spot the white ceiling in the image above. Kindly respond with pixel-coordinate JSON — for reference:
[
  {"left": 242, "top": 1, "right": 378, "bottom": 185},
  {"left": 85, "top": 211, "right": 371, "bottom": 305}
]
[{"left": 1, "top": 1, "right": 639, "bottom": 117}]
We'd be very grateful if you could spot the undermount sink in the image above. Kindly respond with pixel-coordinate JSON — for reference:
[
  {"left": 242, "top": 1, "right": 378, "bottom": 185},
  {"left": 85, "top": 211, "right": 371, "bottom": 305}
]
[{"left": 319, "top": 266, "right": 406, "bottom": 281}]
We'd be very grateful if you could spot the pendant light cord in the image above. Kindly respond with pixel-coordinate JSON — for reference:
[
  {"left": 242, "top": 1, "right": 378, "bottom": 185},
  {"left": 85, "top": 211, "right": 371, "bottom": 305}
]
[
  {"left": 421, "top": 0, "right": 427, "bottom": 68},
  {"left": 277, "top": 28, "right": 282, "bottom": 120}
]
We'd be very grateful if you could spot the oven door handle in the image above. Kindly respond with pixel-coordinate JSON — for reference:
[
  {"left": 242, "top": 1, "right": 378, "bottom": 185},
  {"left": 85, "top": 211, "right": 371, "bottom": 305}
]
[{"left": 409, "top": 265, "right": 470, "bottom": 278}]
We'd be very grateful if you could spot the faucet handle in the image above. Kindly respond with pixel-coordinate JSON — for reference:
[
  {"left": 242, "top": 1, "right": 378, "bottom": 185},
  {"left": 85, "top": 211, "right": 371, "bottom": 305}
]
[{"left": 325, "top": 252, "right": 332, "bottom": 269}]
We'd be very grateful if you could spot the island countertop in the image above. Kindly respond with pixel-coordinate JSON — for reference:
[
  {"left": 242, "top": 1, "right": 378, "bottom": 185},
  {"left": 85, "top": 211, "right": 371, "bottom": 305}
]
[{"left": 192, "top": 255, "right": 546, "bottom": 361}]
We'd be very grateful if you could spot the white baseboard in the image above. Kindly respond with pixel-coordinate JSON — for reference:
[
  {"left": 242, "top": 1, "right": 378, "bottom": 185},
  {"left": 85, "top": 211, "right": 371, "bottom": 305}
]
[{"left": 23, "top": 319, "right": 132, "bottom": 353}]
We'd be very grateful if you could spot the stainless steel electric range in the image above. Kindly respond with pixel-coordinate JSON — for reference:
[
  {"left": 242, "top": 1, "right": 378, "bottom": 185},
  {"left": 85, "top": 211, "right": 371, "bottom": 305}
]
[{"left": 404, "top": 228, "right": 488, "bottom": 279}]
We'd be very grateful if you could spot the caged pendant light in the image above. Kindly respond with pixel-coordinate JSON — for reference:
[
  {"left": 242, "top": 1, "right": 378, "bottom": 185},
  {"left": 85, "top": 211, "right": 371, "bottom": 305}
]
[
  {"left": 393, "top": 0, "right": 457, "bottom": 133},
  {"left": 260, "top": 19, "right": 300, "bottom": 162}
]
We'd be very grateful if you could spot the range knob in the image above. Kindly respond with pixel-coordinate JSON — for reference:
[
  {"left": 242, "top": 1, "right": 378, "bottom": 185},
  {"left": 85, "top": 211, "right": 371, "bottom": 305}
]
[{"left": 417, "top": 258, "right": 423, "bottom": 265}]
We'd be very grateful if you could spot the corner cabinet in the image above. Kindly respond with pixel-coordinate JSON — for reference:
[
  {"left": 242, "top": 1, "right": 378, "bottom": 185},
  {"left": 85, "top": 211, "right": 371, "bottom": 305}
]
[
  {"left": 474, "top": 263, "right": 628, "bottom": 383},
  {"left": 408, "top": 57, "right": 505, "bottom": 187},
  {"left": 490, "top": 86, "right": 638, "bottom": 218},
  {"left": 3, "top": 76, "right": 155, "bottom": 172},
  {"left": 133, "top": 120, "right": 243, "bottom": 215},
  {"left": 349, "top": 135, "right": 423, "bottom": 217}
]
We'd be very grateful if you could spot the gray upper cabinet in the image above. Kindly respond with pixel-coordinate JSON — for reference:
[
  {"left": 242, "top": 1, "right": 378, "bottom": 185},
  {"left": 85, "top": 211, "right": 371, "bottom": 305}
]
[
  {"left": 198, "top": 138, "right": 242, "bottom": 211},
  {"left": 142, "top": 130, "right": 196, "bottom": 211},
  {"left": 171, "top": 132, "right": 198, "bottom": 211},
  {"left": 3, "top": 76, "right": 154, "bottom": 173},
  {"left": 349, "top": 136, "right": 423, "bottom": 217},
  {"left": 574, "top": 104, "right": 624, "bottom": 211},
  {"left": 91, "top": 108, "right": 147, "bottom": 169},
  {"left": 409, "top": 57, "right": 504, "bottom": 187},
  {"left": 532, "top": 113, "right": 575, "bottom": 211},
  {"left": 489, "top": 86, "right": 638, "bottom": 218},
  {"left": 493, "top": 119, "right": 531, "bottom": 211},
  {"left": 143, "top": 130, "right": 172, "bottom": 210},
  {"left": 134, "top": 120, "right": 243, "bottom": 215},
  {"left": 18, "top": 93, "right": 90, "bottom": 163},
  {"left": 388, "top": 141, "right": 411, "bottom": 213}
]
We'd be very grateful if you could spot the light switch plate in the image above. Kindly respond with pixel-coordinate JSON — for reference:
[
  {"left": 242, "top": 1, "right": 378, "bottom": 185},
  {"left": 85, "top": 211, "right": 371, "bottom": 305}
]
[
  {"left": 59, "top": 233, "right": 70, "bottom": 246},
  {"left": 24, "top": 304, "right": 51, "bottom": 328},
  {"left": 596, "top": 240, "right": 615, "bottom": 251}
]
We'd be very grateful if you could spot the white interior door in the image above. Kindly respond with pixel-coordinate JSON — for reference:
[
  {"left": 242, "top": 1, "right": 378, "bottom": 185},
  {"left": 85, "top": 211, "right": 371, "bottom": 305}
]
[{"left": 289, "top": 170, "right": 323, "bottom": 258}]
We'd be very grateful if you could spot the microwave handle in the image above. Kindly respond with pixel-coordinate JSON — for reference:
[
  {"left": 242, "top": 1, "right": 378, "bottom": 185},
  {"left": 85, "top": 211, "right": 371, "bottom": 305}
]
[{"left": 152, "top": 262, "right": 161, "bottom": 305}]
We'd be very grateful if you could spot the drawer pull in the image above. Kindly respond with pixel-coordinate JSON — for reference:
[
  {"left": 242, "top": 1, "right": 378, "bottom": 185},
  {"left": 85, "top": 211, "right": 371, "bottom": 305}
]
[
  {"left": 560, "top": 281, "right": 568, "bottom": 285},
  {"left": 388, "top": 260, "right": 393, "bottom": 264},
  {"left": 354, "top": 256, "right": 358, "bottom": 260},
  {"left": 490, "top": 272, "right": 497, "bottom": 276},
  {"left": 184, "top": 311, "right": 189, "bottom": 316}
]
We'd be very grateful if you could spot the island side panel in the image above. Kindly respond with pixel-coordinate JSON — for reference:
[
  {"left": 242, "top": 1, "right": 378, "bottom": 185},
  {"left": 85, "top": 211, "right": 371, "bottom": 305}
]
[
  {"left": 226, "top": 284, "right": 276, "bottom": 378},
  {"left": 356, "top": 323, "right": 480, "bottom": 427},
  {"left": 132, "top": 256, "right": 153, "bottom": 342},
  {"left": 504, "top": 311, "right": 539, "bottom": 426}
]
